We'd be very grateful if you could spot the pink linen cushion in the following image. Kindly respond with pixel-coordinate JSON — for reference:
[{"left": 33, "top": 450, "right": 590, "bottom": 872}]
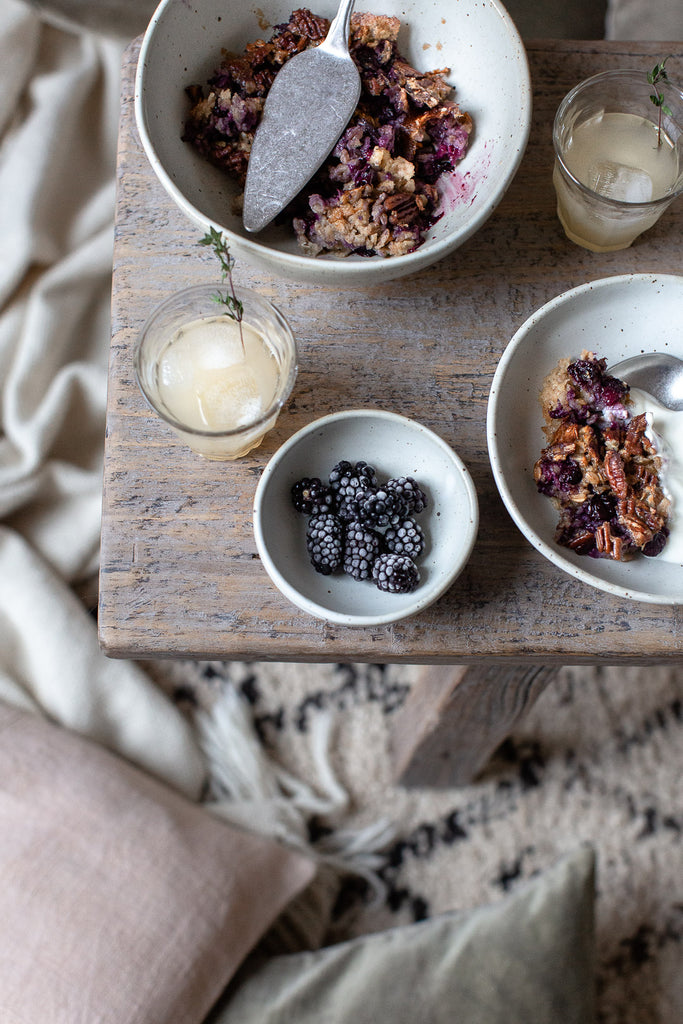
[{"left": 0, "top": 702, "right": 315, "bottom": 1024}]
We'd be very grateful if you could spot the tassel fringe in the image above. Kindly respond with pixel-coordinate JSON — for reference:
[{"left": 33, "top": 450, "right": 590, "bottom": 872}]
[{"left": 196, "top": 684, "right": 395, "bottom": 913}]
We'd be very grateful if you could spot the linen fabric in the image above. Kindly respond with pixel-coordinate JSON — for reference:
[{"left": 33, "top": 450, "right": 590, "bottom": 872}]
[
  {"left": 29, "top": 0, "right": 159, "bottom": 40},
  {"left": 0, "top": 702, "right": 316, "bottom": 1024},
  {"left": 605, "top": 0, "right": 683, "bottom": 39},
  {"left": 212, "top": 846, "right": 596, "bottom": 1024},
  {"left": 0, "top": 0, "right": 207, "bottom": 798}
]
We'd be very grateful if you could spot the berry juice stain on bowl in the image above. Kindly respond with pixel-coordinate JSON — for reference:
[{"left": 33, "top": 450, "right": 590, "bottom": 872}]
[{"left": 435, "top": 147, "right": 491, "bottom": 214}]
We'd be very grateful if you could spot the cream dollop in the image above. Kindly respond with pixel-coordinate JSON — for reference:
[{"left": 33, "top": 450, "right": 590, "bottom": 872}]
[{"left": 629, "top": 387, "right": 683, "bottom": 565}]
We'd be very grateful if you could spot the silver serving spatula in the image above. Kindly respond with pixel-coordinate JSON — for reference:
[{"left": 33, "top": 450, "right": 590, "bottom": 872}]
[{"left": 242, "top": 0, "right": 360, "bottom": 233}]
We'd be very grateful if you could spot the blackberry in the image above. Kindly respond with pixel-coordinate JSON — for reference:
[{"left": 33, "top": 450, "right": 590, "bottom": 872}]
[
  {"left": 329, "top": 460, "right": 377, "bottom": 521},
  {"left": 306, "top": 514, "right": 343, "bottom": 575},
  {"left": 358, "top": 487, "right": 406, "bottom": 528},
  {"left": 291, "top": 476, "right": 335, "bottom": 516},
  {"left": 384, "top": 518, "right": 425, "bottom": 559},
  {"left": 372, "top": 553, "right": 420, "bottom": 594},
  {"left": 385, "top": 476, "right": 428, "bottom": 514},
  {"left": 343, "top": 520, "right": 382, "bottom": 581}
]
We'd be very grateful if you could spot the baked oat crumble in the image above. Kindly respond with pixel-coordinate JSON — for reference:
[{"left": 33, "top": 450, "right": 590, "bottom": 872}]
[
  {"left": 183, "top": 8, "right": 473, "bottom": 257},
  {"left": 534, "top": 350, "right": 670, "bottom": 561}
]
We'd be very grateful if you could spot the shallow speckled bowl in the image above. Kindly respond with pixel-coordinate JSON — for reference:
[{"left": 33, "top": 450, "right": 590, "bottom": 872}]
[
  {"left": 253, "top": 410, "right": 479, "bottom": 624},
  {"left": 135, "top": 0, "right": 530, "bottom": 285},
  {"left": 487, "top": 273, "right": 683, "bottom": 605}
]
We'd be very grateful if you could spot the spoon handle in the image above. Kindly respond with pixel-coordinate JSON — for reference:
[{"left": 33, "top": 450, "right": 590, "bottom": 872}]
[{"left": 323, "top": 0, "right": 357, "bottom": 58}]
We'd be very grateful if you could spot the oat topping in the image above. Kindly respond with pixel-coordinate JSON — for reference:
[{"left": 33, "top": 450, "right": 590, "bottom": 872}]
[
  {"left": 534, "top": 351, "right": 670, "bottom": 561},
  {"left": 182, "top": 8, "right": 473, "bottom": 258}
]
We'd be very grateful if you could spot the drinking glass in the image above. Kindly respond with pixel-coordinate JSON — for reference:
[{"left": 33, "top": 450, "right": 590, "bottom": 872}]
[
  {"left": 135, "top": 284, "right": 297, "bottom": 459},
  {"left": 552, "top": 68, "right": 683, "bottom": 252}
]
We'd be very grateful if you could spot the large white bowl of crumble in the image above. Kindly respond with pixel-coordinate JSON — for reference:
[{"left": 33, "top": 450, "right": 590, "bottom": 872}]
[
  {"left": 135, "top": 0, "right": 531, "bottom": 285},
  {"left": 487, "top": 274, "right": 683, "bottom": 606}
]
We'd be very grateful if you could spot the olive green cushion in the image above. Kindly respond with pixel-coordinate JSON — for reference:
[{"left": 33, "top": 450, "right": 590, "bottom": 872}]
[{"left": 212, "top": 846, "right": 596, "bottom": 1024}]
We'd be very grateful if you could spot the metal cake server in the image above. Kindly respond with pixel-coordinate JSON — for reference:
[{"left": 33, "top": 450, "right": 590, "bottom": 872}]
[
  {"left": 242, "top": 0, "right": 360, "bottom": 234},
  {"left": 609, "top": 352, "right": 683, "bottom": 411}
]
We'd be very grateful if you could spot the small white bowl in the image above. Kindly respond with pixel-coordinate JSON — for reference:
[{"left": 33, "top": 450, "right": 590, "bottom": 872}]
[
  {"left": 253, "top": 410, "right": 478, "bottom": 624},
  {"left": 487, "top": 273, "right": 683, "bottom": 605},
  {"left": 134, "top": 0, "right": 530, "bottom": 286}
]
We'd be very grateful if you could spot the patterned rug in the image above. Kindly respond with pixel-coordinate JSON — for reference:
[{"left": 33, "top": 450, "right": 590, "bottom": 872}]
[{"left": 146, "top": 659, "right": 683, "bottom": 1024}]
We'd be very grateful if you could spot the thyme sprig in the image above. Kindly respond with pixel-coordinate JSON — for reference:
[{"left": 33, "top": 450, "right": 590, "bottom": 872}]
[
  {"left": 198, "top": 227, "right": 245, "bottom": 350},
  {"left": 648, "top": 56, "right": 673, "bottom": 147}
]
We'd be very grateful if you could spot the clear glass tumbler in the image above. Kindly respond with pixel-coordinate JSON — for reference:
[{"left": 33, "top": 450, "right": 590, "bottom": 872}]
[
  {"left": 135, "top": 284, "right": 297, "bottom": 460},
  {"left": 552, "top": 68, "right": 683, "bottom": 252}
]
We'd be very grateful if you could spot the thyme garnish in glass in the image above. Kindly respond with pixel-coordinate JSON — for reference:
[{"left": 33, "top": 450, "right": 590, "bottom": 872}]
[
  {"left": 198, "top": 228, "right": 244, "bottom": 351},
  {"left": 648, "top": 56, "right": 673, "bottom": 147}
]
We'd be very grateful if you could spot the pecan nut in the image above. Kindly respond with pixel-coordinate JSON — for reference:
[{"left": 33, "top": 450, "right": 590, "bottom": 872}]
[{"left": 604, "top": 451, "right": 628, "bottom": 498}]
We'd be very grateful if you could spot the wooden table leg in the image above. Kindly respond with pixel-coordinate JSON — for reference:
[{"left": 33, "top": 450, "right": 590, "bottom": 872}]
[{"left": 389, "top": 664, "right": 559, "bottom": 787}]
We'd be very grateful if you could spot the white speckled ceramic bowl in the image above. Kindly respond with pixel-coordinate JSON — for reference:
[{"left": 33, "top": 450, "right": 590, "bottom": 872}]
[
  {"left": 253, "top": 410, "right": 479, "bottom": 624},
  {"left": 135, "top": 0, "right": 530, "bottom": 285},
  {"left": 487, "top": 273, "right": 683, "bottom": 605}
]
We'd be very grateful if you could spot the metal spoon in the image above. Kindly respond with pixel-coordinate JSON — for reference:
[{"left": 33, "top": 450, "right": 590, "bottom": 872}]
[
  {"left": 242, "top": 0, "right": 360, "bottom": 234},
  {"left": 608, "top": 352, "right": 683, "bottom": 411}
]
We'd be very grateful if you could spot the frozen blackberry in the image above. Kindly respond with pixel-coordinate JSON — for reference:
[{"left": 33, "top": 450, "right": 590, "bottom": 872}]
[
  {"left": 329, "top": 460, "right": 378, "bottom": 521},
  {"left": 343, "top": 520, "right": 382, "bottom": 581},
  {"left": 329, "top": 460, "right": 377, "bottom": 492},
  {"left": 358, "top": 487, "right": 406, "bottom": 528},
  {"left": 384, "top": 518, "right": 425, "bottom": 559},
  {"left": 306, "top": 514, "right": 343, "bottom": 575},
  {"left": 372, "top": 553, "right": 420, "bottom": 594},
  {"left": 291, "top": 477, "right": 335, "bottom": 516},
  {"left": 385, "top": 476, "right": 428, "bottom": 514}
]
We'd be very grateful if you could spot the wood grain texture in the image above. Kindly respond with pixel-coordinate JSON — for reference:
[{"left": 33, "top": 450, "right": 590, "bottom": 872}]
[
  {"left": 99, "top": 40, "right": 683, "bottom": 661},
  {"left": 388, "top": 664, "right": 557, "bottom": 786}
]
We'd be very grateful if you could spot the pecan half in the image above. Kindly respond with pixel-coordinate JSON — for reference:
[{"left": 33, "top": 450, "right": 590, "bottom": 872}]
[
  {"left": 383, "top": 191, "right": 420, "bottom": 225},
  {"left": 595, "top": 522, "right": 624, "bottom": 560},
  {"left": 623, "top": 413, "right": 649, "bottom": 457},
  {"left": 604, "top": 451, "right": 628, "bottom": 498}
]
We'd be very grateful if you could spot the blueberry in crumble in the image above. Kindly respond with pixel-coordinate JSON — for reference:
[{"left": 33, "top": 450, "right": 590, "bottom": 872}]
[
  {"left": 533, "top": 351, "right": 670, "bottom": 561},
  {"left": 183, "top": 9, "right": 473, "bottom": 258}
]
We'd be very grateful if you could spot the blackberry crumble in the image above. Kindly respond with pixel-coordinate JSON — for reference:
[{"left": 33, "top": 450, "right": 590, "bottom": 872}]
[
  {"left": 183, "top": 9, "right": 473, "bottom": 258},
  {"left": 534, "top": 350, "right": 670, "bottom": 561}
]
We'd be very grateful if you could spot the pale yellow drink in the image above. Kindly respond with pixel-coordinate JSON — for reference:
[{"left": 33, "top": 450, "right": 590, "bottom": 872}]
[
  {"left": 566, "top": 112, "right": 677, "bottom": 198},
  {"left": 135, "top": 284, "right": 297, "bottom": 459},
  {"left": 552, "top": 68, "right": 683, "bottom": 253},
  {"left": 554, "top": 111, "right": 679, "bottom": 251},
  {"left": 155, "top": 314, "right": 280, "bottom": 459},
  {"left": 557, "top": 112, "right": 679, "bottom": 251}
]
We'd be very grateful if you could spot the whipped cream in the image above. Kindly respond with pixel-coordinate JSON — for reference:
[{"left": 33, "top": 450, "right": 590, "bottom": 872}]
[{"left": 629, "top": 387, "right": 683, "bottom": 565}]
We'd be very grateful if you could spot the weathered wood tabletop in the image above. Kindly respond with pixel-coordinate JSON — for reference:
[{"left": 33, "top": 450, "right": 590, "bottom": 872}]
[{"left": 99, "top": 39, "right": 683, "bottom": 665}]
